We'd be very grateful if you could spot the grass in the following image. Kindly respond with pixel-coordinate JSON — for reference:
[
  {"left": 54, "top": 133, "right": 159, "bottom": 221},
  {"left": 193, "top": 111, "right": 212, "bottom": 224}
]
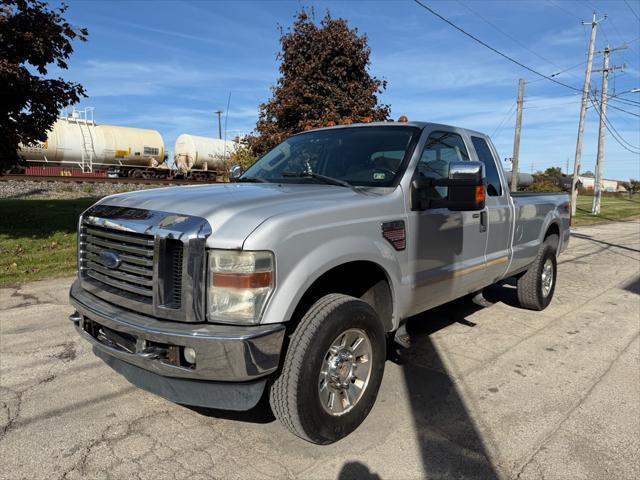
[
  {"left": 0, "top": 198, "right": 97, "bottom": 287},
  {"left": 572, "top": 194, "right": 640, "bottom": 226}
]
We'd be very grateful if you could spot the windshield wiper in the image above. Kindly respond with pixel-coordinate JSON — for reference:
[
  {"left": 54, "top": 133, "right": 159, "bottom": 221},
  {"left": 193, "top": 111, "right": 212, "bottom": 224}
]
[
  {"left": 237, "top": 176, "right": 269, "bottom": 183},
  {"left": 282, "top": 171, "right": 358, "bottom": 191}
]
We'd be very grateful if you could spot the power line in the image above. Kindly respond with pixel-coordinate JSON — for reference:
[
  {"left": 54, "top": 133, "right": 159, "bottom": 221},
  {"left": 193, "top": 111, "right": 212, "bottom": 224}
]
[
  {"left": 609, "top": 96, "right": 640, "bottom": 107},
  {"left": 589, "top": 97, "right": 640, "bottom": 153},
  {"left": 454, "top": 0, "right": 572, "bottom": 77},
  {"left": 491, "top": 103, "right": 516, "bottom": 138},
  {"left": 411, "top": 0, "right": 583, "bottom": 92},
  {"left": 589, "top": 94, "right": 640, "bottom": 153},
  {"left": 550, "top": 59, "right": 592, "bottom": 78},
  {"left": 605, "top": 102, "right": 640, "bottom": 118},
  {"left": 623, "top": 0, "right": 640, "bottom": 22},
  {"left": 546, "top": 0, "right": 583, "bottom": 21}
]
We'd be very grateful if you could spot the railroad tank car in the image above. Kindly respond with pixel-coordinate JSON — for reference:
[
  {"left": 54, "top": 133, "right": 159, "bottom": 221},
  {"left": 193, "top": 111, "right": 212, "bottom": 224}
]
[
  {"left": 173, "top": 134, "right": 236, "bottom": 172},
  {"left": 18, "top": 113, "right": 166, "bottom": 170}
]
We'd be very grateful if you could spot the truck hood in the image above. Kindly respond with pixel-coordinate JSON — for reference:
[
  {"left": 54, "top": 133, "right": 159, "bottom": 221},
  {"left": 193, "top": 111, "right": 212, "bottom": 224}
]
[{"left": 98, "top": 183, "right": 368, "bottom": 249}]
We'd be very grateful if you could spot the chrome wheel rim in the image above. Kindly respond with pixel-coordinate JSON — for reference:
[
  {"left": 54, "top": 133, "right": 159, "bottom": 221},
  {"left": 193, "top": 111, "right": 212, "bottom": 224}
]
[
  {"left": 541, "top": 258, "right": 554, "bottom": 297},
  {"left": 318, "top": 328, "right": 372, "bottom": 416}
]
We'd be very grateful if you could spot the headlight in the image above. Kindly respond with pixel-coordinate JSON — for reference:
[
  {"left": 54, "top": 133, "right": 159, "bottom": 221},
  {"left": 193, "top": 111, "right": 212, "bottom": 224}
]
[{"left": 207, "top": 250, "right": 274, "bottom": 324}]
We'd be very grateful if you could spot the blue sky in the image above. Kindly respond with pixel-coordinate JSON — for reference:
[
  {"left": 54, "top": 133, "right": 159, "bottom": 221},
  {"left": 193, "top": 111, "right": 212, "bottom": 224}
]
[{"left": 54, "top": 0, "right": 639, "bottom": 179}]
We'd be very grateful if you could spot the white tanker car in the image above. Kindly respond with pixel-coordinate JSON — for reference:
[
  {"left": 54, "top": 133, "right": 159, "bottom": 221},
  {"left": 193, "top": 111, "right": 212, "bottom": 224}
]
[
  {"left": 18, "top": 109, "right": 169, "bottom": 178},
  {"left": 173, "top": 134, "right": 236, "bottom": 180},
  {"left": 17, "top": 109, "right": 238, "bottom": 181}
]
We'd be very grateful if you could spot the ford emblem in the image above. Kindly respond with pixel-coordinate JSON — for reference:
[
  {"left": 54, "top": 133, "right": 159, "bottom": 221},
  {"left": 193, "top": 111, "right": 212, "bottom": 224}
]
[{"left": 99, "top": 250, "right": 121, "bottom": 269}]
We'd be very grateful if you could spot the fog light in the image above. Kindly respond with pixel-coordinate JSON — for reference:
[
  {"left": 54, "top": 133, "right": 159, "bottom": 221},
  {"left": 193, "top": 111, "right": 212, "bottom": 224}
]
[{"left": 183, "top": 347, "right": 197, "bottom": 364}]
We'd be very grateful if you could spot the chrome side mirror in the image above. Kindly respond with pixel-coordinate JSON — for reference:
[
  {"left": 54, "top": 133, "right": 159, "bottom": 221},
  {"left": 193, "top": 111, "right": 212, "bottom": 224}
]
[
  {"left": 229, "top": 164, "right": 242, "bottom": 181},
  {"left": 411, "top": 161, "right": 486, "bottom": 211},
  {"left": 447, "top": 161, "right": 486, "bottom": 211}
]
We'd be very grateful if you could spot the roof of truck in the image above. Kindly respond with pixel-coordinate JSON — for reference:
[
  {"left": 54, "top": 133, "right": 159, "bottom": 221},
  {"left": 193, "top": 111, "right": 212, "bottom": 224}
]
[{"left": 306, "top": 121, "right": 490, "bottom": 139}]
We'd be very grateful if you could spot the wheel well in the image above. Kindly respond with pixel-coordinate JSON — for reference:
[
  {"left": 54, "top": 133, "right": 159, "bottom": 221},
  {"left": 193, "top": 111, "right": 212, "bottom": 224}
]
[
  {"left": 289, "top": 261, "right": 394, "bottom": 333},
  {"left": 544, "top": 223, "right": 560, "bottom": 251},
  {"left": 544, "top": 223, "right": 560, "bottom": 240}
]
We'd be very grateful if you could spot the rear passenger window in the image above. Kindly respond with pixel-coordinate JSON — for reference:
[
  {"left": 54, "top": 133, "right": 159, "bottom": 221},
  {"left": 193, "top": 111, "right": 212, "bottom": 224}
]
[
  {"left": 471, "top": 136, "right": 502, "bottom": 196},
  {"left": 417, "top": 131, "right": 470, "bottom": 199}
]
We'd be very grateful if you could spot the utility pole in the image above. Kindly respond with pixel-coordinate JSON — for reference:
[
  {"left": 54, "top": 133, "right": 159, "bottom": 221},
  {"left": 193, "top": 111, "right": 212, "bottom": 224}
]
[
  {"left": 511, "top": 79, "right": 525, "bottom": 191},
  {"left": 214, "top": 110, "right": 223, "bottom": 139},
  {"left": 592, "top": 45, "right": 626, "bottom": 215},
  {"left": 571, "top": 12, "right": 606, "bottom": 217}
]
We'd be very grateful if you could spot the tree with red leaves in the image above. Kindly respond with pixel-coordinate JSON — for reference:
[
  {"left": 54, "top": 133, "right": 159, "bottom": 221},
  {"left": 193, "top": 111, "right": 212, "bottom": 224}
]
[
  {"left": 250, "top": 10, "right": 390, "bottom": 156},
  {"left": 0, "top": 0, "right": 87, "bottom": 171}
]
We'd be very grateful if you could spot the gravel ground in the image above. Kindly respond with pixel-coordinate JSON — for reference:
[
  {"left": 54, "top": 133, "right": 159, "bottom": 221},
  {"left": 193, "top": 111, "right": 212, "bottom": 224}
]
[
  {"left": 0, "top": 180, "right": 170, "bottom": 200},
  {"left": 1, "top": 220, "right": 639, "bottom": 480}
]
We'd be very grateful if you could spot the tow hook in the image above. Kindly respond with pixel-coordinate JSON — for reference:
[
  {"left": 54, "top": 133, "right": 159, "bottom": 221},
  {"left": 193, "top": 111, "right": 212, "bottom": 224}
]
[
  {"left": 138, "top": 346, "right": 167, "bottom": 359},
  {"left": 69, "top": 311, "right": 81, "bottom": 324}
]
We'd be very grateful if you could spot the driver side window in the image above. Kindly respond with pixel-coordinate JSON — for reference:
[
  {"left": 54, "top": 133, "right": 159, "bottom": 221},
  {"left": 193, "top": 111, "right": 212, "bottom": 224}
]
[{"left": 417, "top": 131, "right": 470, "bottom": 199}]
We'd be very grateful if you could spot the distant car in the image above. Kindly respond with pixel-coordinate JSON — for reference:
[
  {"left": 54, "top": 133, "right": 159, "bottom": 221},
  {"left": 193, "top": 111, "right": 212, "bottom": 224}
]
[{"left": 69, "top": 121, "right": 570, "bottom": 444}]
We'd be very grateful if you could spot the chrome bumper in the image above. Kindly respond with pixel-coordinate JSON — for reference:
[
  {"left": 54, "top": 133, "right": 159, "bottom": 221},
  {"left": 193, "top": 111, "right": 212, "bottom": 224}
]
[{"left": 69, "top": 280, "right": 285, "bottom": 382}]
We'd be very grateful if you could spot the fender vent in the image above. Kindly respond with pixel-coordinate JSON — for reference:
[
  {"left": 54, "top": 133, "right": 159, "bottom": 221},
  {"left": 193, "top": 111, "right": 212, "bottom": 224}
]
[{"left": 382, "top": 221, "right": 406, "bottom": 251}]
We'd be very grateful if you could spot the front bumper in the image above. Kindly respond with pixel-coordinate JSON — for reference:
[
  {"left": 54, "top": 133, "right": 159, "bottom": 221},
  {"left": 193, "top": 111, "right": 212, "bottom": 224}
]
[{"left": 69, "top": 280, "right": 285, "bottom": 409}]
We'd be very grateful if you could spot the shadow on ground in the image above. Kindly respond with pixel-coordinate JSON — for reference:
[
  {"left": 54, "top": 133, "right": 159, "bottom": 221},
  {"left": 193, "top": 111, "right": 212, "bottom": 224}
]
[
  {"left": 183, "top": 396, "right": 276, "bottom": 424},
  {"left": 572, "top": 232, "right": 640, "bottom": 253},
  {"left": 387, "top": 287, "right": 509, "bottom": 480},
  {"left": 621, "top": 275, "right": 640, "bottom": 295},
  {"left": 0, "top": 197, "right": 97, "bottom": 239}
]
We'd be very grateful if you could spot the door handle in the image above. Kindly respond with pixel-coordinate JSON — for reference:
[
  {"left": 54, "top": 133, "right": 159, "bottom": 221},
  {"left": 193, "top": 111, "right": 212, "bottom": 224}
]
[{"left": 480, "top": 210, "right": 487, "bottom": 233}]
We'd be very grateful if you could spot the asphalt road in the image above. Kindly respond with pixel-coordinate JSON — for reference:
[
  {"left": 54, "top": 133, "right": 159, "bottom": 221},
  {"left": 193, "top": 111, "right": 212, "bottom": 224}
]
[{"left": 1, "top": 220, "right": 639, "bottom": 480}]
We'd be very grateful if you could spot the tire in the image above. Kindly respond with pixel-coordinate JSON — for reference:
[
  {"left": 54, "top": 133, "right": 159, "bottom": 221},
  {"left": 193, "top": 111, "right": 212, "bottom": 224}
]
[
  {"left": 269, "top": 293, "right": 386, "bottom": 444},
  {"left": 517, "top": 237, "right": 558, "bottom": 310}
]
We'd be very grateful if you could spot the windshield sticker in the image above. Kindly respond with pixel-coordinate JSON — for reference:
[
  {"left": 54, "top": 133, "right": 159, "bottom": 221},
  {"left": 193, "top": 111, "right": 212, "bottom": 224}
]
[{"left": 373, "top": 172, "right": 386, "bottom": 181}]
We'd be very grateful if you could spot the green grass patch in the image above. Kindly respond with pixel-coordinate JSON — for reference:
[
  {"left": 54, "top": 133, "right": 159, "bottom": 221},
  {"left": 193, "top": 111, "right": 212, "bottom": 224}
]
[
  {"left": 573, "top": 194, "right": 640, "bottom": 226},
  {"left": 0, "top": 198, "right": 98, "bottom": 287}
]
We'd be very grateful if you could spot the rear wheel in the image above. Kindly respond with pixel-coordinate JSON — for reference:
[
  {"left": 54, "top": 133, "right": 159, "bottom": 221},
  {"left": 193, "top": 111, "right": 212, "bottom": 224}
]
[
  {"left": 517, "top": 237, "right": 558, "bottom": 310},
  {"left": 269, "top": 294, "right": 386, "bottom": 444}
]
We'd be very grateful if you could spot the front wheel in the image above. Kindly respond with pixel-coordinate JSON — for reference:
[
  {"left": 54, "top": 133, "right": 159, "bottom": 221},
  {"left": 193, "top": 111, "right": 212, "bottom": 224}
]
[{"left": 269, "top": 294, "right": 386, "bottom": 444}]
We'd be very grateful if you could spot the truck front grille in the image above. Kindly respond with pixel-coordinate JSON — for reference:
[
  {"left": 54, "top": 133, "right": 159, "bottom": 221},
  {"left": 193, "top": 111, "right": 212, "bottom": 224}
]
[
  {"left": 78, "top": 205, "right": 210, "bottom": 322},
  {"left": 81, "top": 224, "right": 155, "bottom": 303}
]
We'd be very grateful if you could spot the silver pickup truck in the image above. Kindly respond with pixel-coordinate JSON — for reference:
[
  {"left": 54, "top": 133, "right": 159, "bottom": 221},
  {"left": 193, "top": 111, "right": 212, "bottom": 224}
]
[{"left": 69, "top": 121, "right": 570, "bottom": 444}]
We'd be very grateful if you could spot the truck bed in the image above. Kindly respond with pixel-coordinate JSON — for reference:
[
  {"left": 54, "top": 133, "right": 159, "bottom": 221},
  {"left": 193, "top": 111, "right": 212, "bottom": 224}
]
[{"left": 507, "top": 191, "right": 571, "bottom": 274}]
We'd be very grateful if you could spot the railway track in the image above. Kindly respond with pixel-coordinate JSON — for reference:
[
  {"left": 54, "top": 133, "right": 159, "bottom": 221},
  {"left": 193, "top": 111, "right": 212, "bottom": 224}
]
[{"left": 0, "top": 174, "right": 213, "bottom": 185}]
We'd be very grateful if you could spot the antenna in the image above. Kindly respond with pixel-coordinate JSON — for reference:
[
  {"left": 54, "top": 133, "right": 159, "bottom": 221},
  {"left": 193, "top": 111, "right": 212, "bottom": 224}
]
[
  {"left": 223, "top": 92, "right": 232, "bottom": 178},
  {"left": 224, "top": 92, "right": 231, "bottom": 144}
]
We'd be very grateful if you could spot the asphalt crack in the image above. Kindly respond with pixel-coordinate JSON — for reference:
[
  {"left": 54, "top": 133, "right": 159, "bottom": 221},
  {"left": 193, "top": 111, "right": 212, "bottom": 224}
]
[{"left": 514, "top": 332, "right": 640, "bottom": 479}]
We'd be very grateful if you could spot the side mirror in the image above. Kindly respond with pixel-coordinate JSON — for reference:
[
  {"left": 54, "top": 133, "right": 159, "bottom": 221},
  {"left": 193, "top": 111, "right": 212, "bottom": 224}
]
[
  {"left": 411, "top": 161, "right": 486, "bottom": 211},
  {"left": 229, "top": 164, "right": 242, "bottom": 181}
]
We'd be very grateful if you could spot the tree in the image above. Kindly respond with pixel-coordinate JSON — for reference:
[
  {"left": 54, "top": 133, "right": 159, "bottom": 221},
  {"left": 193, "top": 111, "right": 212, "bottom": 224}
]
[
  {"left": 229, "top": 136, "right": 258, "bottom": 173},
  {"left": 544, "top": 166, "right": 562, "bottom": 177},
  {"left": 620, "top": 179, "right": 640, "bottom": 194},
  {"left": 250, "top": 9, "right": 390, "bottom": 155},
  {"left": 582, "top": 170, "right": 595, "bottom": 177},
  {"left": 525, "top": 180, "right": 562, "bottom": 193},
  {"left": 0, "top": 0, "right": 87, "bottom": 171}
]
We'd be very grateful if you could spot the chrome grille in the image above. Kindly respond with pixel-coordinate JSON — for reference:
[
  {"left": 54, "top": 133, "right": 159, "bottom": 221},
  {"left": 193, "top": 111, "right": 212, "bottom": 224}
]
[
  {"left": 78, "top": 205, "right": 211, "bottom": 322},
  {"left": 81, "top": 224, "right": 155, "bottom": 302}
]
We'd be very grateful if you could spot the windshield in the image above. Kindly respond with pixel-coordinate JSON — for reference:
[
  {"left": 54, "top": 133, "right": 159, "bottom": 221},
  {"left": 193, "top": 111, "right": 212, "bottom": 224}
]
[{"left": 241, "top": 126, "right": 420, "bottom": 187}]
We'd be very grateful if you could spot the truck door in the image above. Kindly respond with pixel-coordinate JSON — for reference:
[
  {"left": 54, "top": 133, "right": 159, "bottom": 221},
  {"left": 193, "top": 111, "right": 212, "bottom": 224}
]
[
  {"left": 468, "top": 135, "right": 513, "bottom": 282},
  {"left": 408, "top": 128, "right": 488, "bottom": 313}
]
